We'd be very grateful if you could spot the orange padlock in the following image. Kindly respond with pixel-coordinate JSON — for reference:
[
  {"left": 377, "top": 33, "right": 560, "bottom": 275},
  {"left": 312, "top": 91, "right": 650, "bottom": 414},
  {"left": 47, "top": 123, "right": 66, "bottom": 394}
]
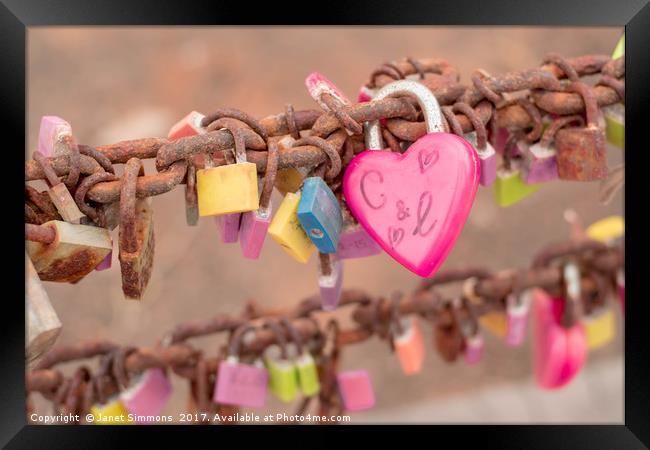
[{"left": 390, "top": 294, "right": 425, "bottom": 375}]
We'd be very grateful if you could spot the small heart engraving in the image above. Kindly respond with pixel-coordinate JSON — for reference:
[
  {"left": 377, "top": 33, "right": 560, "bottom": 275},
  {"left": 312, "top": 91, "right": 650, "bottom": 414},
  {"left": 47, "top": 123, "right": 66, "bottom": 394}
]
[{"left": 418, "top": 148, "right": 440, "bottom": 173}]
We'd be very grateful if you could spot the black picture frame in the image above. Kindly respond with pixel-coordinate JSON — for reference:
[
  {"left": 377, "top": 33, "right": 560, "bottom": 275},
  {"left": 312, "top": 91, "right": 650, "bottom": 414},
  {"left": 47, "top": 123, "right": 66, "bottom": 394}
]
[{"left": 3, "top": 0, "right": 648, "bottom": 447}]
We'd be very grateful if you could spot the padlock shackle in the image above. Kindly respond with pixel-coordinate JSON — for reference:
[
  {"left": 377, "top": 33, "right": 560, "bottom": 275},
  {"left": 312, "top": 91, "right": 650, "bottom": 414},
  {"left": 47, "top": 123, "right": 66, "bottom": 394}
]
[
  {"left": 227, "top": 323, "right": 258, "bottom": 359},
  {"left": 561, "top": 261, "right": 584, "bottom": 328},
  {"left": 279, "top": 318, "right": 305, "bottom": 356},
  {"left": 365, "top": 79, "right": 444, "bottom": 150},
  {"left": 452, "top": 102, "right": 488, "bottom": 151},
  {"left": 206, "top": 118, "right": 249, "bottom": 164},
  {"left": 566, "top": 81, "right": 604, "bottom": 129},
  {"left": 259, "top": 138, "right": 279, "bottom": 210},
  {"left": 119, "top": 158, "right": 144, "bottom": 254},
  {"left": 540, "top": 114, "right": 586, "bottom": 148},
  {"left": 293, "top": 136, "right": 342, "bottom": 181},
  {"left": 263, "top": 319, "right": 290, "bottom": 360}
]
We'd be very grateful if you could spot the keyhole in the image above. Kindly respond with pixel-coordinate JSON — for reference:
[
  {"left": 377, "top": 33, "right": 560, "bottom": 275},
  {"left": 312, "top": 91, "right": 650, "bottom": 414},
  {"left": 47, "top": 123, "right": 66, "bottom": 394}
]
[{"left": 310, "top": 228, "right": 324, "bottom": 239}]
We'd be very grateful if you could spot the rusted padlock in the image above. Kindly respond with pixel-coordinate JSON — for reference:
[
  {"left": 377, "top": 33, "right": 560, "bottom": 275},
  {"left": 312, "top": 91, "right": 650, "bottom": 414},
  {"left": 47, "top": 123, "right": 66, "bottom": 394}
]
[
  {"left": 555, "top": 82, "right": 608, "bottom": 181},
  {"left": 433, "top": 303, "right": 464, "bottom": 363},
  {"left": 33, "top": 151, "right": 86, "bottom": 224},
  {"left": 118, "top": 158, "right": 155, "bottom": 300},
  {"left": 26, "top": 222, "right": 112, "bottom": 283}
]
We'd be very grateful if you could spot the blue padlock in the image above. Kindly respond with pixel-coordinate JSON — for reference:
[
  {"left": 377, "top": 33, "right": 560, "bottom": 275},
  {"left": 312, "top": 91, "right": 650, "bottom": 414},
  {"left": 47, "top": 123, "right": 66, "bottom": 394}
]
[{"left": 297, "top": 177, "right": 342, "bottom": 254}]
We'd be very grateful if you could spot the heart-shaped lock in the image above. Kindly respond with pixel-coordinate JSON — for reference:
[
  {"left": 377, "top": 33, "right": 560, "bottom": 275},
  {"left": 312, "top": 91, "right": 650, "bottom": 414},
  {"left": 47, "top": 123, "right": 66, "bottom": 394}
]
[
  {"left": 532, "top": 264, "right": 587, "bottom": 390},
  {"left": 343, "top": 80, "right": 479, "bottom": 277}
]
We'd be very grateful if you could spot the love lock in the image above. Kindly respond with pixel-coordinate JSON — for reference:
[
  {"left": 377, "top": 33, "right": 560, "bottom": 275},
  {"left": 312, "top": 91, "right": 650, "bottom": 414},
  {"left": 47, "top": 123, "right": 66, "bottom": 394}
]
[
  {"left": 118, "top": 158, "right": 155, "bottom": 300},
  {"left": 389, "top": 295, "right": 425, "bottom": 375},
  {"left": 263, "top": 320, "right": 299, "bottom": 403},
  {"left": 555, "top": 81, "right": 608, "bottom": 181},
  {"left": 268, "top": 191, "right": 316, "bottom": 263},
  {"left": 279, "top": 318, "right": 320, "bottom": 397}
]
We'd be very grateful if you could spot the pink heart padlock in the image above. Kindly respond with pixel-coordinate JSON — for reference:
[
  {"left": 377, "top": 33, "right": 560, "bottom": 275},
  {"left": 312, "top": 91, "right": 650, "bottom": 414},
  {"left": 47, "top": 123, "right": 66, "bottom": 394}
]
[
  {"left": 305, "top": 71, "right": 352, "bottom": 111},
  {"left": 343, "top": 80, "right": 479, "bottom": 277},
  {"left": 532, "top": 288, "right": 587, "bottom": 389}
]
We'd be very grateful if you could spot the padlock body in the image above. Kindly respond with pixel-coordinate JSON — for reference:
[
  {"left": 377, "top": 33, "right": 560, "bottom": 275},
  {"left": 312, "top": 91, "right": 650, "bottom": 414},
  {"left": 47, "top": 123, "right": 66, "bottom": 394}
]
[
  {"left": 584, "top": 309, "right": 615, "bottom": 350},
  {"left": 26, "top": 254, "right": 61, "bottom": 362},
  {"left": 555, "top": 127, "right": 608, "bottom": 181},
  {"left": 119, "top": 199, "right": 155, "bottom": 300},
  {"left": 213, "top": 360, "right": 268, "bottom": 408},
  {"left": 522, "top": 143, "right": 559, "bottom": 184},
  {"left": 215, "top": 213, "right": 241, "bottom": 243},
  {"left": 38, "top": 116, "right": 72, "bottom": 158},
  {"left": 297, "top": 177, "right": 342, "bottom": 253},
  {"left": 464, "top": 132, "right": 497, "bottom": 186},
  {"left": 603, "top": 104, "right": 624, "bottom": 149},
  {"left": 319, "top": 257, "right": 343, "bottom": 311},
  {"left": 479, "top": 312, "right": 507, "bottom": 338},
  {"left": 268, "top": 192, "right": 316, "bottom": 263},
  {"left": 168, "top": 111, "right": 205, "bottom": 140},
  {"left": 586, "top": 215, "right": 624, "bottom": 244},
  {"left": 265, "top": 356, "right": 299, "bottom": 403},
  {"left": 393, "top": 317, "right": 426, "bottom": 375},
  {"left": 336, "top": 224, "right": 382, "bottom": 259},
  {"left": 240, "top": 204, "right": 272, "bottom": 259},
  {"left": 91, "top": 398, "right": 133, "bottom": 424},
  {"left": 197, "top": 163, "right": 259, "bottom": 216},
  {"left": 296, "top": 353, "right": 320, "bottom": 397},
  {"left": 337, "top": 370, "right": 375, "bottom": 411},
  {"left": 48, "top": 183, "right": 86, "bottom": 224},
  {"left": 121, "top": 368, "right": 172, "bottom": 422},
  {"left": 464, "top": 335, "right": 484, "bottom": 364},
  {"left": 275, "top": 167, "right": 305, "bottom": 195},
  {"left": 494, "top": 166, "right": 541, "bottom": 207},
  {"left": 95, "top": 249, "right": 112, "bottom": 271},
  {"left": 27, "top": 220, "right": 112, "bottom": 283}
]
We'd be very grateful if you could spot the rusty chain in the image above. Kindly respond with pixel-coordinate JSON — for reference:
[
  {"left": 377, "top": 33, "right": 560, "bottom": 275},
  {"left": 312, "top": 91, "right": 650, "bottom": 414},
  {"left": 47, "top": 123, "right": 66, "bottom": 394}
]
[
  {"left": 27, "top": 236, "right": 623, "bottom": 424},
  {"left": 24, "top": 54, "right": 624, "bottom": 224}
]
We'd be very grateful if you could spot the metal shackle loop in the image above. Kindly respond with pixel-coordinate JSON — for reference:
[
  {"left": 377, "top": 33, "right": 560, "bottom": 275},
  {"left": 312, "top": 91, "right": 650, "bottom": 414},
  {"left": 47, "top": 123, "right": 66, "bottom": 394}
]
[{"left": 364, "top": 79, "right": 444, "bottom": 150}]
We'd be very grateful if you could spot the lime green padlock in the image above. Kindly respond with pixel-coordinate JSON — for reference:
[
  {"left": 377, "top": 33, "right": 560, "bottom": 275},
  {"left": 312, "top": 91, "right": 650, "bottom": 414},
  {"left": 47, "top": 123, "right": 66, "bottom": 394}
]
[
  {"left": 494, "top": 162, "right": 542, "bottom": 207},
  {"left": 280, "top": 318, "right": 320, "bottom": 397},
  {"left": 263, "top": 321, "right": 298, "bottom": 403}
]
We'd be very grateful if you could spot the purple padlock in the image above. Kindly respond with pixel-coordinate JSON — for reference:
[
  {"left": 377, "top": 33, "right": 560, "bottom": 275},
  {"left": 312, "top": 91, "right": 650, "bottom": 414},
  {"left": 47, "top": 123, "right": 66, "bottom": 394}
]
[
  {"left": 121, "top": 368, "right": 172, "bottom": 423},
  {"left": 505, "top": 291, "right": 531, "bottom": 347},
  {"left": 336, "top": 224, "right": 382, "bottom": 259},
  {"left": 214, "top": 325, "right": 268, "bottom": 408},
  {"left": 215, "top": 213, "right": 242, "bottom": 243},
  {"left": 95, "top": 250, "right": 113, "bottom": 271},
  {"left": 318, "top": 253, "right": 343, "bottom": 311},
  {"left": 337, "top": 370, "right": 375, "bottom": 412},
  {"left": 464, "top": 335, "right": 484, "bottom": 364},
  {"left": 38, "top": 116, "right": 73, "bottom": 158},
  {"left": 239, "top": 139, "right": 278, "bottom": 259}
]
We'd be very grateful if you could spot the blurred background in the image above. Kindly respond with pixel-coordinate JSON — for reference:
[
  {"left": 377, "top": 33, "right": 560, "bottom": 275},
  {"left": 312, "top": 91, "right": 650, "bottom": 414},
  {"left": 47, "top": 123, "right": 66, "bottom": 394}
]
[{"left": 27, "top": 27, "right": 624, "bottom": 423}]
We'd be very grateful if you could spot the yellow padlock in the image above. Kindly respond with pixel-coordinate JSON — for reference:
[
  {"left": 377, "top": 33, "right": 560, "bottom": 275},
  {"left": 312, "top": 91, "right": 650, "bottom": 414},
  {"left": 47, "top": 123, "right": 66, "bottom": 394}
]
[
  {"left": 196, "top": 126, "right": 259, "bottom": 217},
  {"left": 586, "top": 216, "right": 624, "bottom": 244},
  {"left": 584, "top": 308, "right": 615, "bottom": 350},
  {"left": 479, "top": 312, "right": 507, "bottom": 338},
  {"left": 268, "top": 192, "right": 315, "bottom": 263},
  {"left": 90, "top": 397, "right": 133, "bottom": 424}
]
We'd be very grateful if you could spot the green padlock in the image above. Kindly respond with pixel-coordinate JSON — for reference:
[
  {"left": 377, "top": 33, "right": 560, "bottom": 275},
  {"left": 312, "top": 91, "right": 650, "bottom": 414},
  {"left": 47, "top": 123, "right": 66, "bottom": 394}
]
[
  {"left": 495, "top": 162, "right": 542, "bottom": 207},
  {"left": 263, "top": 321, "right": 298, "bottom": 403},
  {"left": 280, "top": 318, "right": 320, "bottom": 397}
]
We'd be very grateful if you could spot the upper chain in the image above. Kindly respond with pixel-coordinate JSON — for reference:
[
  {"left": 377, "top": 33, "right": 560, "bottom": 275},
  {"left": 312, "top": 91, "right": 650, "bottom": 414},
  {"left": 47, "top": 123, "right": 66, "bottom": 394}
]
[{"left": 24, "top": 54, "right": 624, "bottom": 223}]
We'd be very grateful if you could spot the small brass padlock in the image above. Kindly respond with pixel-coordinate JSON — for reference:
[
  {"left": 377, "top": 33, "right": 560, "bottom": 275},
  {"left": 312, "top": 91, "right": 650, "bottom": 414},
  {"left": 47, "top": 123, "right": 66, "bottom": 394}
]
[
  {"left": 27, "top": 221, "right": 112, "bottom": 283},
  {"left": 555, "top": 82, "right": 608, "bottom": 181},
  {"left": 118, "top": 158, "right": 155, "bottom": 300}
]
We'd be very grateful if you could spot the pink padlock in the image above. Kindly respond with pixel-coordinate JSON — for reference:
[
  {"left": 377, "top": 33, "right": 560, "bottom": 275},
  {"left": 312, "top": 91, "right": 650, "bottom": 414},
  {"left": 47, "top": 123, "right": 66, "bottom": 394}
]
[
  {"left": 337, "top": 370, "right": 375, "bottom": 412},
  {"left": 617, "top": 269, "right": 625, "bottom": 315},
  {"left": 214, "top": 325, "right": 268, "bottom": 408},
  {"left": 305, "top": 71, "right": 352, "bottom": 111},
  {"left": 493, "top": 127, "right": 523, "bottom": 157},
  {"left": 215, "top": 214, "right": 242, "bottom": 243},
  {"left": 239, "top": 138, "right": 278, "bottom": 259},
  {"left": 318, "top": 253, "right": 343, "bottom": 311},
  {"left": 532, "top": 264, "right": 587, "bottom": 390},
  {"left": 464, "top": 335, "right": 484, "bottom": 365},
  {"left": 167, "top": 111, "right": 206, "bottom": 141},
  {"left": 343, "top": 80, "right": 479, "bottom": 278},
  {"left": 505, "top": 288, "right": 531, "bottom": 347},
  {"left": 121, "top": 368, "right": 172, "bottom": 423},
  {"left": 357, "top": 85, "right": 376, "bottom": 103},
  {"left": 38, "top": 116, "right": 73, "bottom": 158},
  {"left": 336, "top": 207, "right": 382, "bottom": 259}
]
